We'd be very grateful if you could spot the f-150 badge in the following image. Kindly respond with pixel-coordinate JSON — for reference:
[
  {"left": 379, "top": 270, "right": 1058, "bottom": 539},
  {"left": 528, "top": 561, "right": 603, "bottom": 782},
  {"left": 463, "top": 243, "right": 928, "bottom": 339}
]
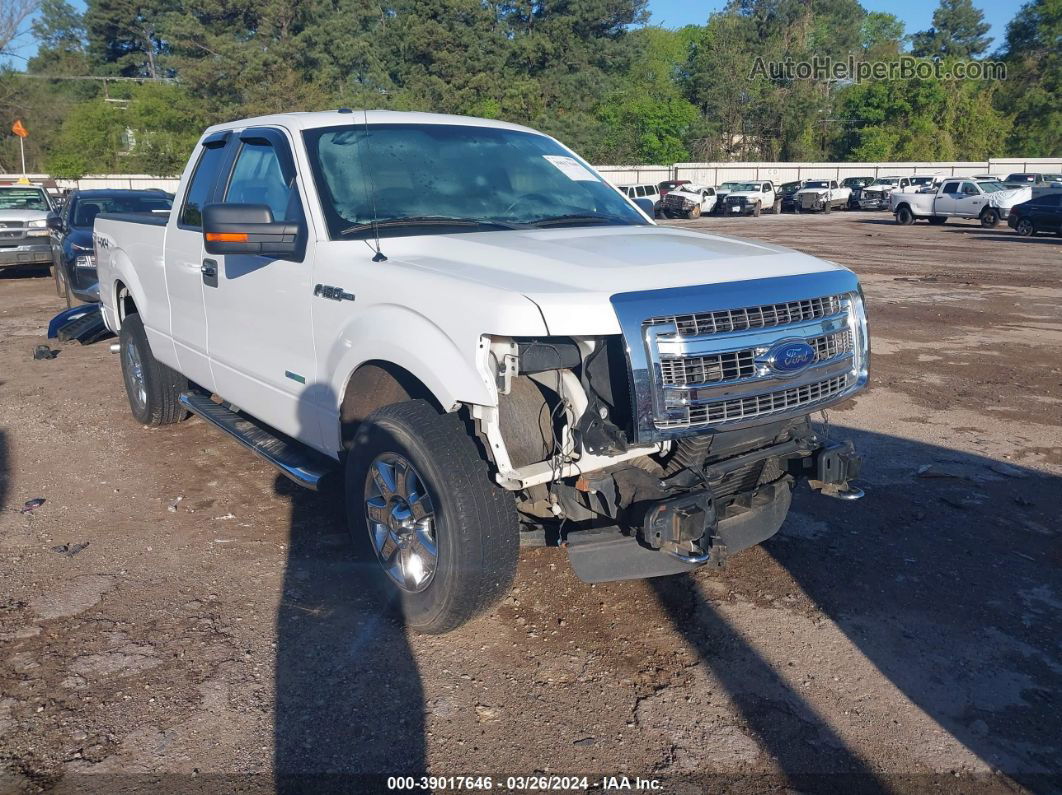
[{"left": 314, "top": 284, "right": 354, "bottom": 301}]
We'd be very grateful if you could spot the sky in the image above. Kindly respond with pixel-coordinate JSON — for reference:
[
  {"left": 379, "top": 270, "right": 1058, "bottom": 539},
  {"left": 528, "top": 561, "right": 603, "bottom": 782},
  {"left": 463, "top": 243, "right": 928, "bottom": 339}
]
[{"left": 2, "top": 0, "right": 1024, "bottom": 67}]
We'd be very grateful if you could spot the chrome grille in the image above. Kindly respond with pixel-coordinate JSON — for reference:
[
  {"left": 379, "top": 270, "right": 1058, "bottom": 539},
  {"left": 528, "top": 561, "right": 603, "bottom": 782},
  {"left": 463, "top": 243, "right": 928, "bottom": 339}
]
[
  {"left": 610, "top": 273, "right": 868, "bottom": 441},
  {"left": 649, "top": 295, "right": 843, "bottom": 338},
  {"left": 659, "top": 329, "right": 853, "bottom": 388},
  {"left": 660, "top": 349, "right": 755, "bottom": 386},
  {"left": 659, "top": 375, "right": 851, "bottom": 429}
]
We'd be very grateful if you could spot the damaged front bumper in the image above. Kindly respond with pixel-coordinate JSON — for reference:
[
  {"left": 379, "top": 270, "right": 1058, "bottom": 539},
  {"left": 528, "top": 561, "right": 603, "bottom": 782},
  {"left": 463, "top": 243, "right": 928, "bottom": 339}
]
[{"left": 564, "top": 430, "right": 863, "bottom": 583}]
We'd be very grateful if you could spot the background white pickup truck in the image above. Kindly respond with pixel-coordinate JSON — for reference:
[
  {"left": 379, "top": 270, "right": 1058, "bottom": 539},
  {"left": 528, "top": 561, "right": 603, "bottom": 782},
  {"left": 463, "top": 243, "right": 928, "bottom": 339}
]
[
  {"left": 95, "top": 110, "right": 869, "bottom": 633},
  {"left": 718, "top": 180, "right": 780, "bottom": 216},
  {"left": 794, "top": 180, "right": 851, "bottom": 213},
  {"left": 659, "top": 184, "right": 717, "bottom": 218},
  {"left": 890, "top": 178, "right": 1032, "bottom": 227}
]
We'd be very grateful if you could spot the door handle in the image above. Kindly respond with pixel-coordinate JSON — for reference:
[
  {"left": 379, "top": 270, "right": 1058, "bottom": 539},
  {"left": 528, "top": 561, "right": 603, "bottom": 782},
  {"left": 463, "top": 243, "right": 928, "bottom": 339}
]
[{"left": 201, "top": 258, "right": 219, "bottom": 288}]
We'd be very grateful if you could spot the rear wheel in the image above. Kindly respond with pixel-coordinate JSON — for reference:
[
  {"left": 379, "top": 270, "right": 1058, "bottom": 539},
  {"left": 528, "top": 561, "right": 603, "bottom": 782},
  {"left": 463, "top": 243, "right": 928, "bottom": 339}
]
[
  {"left": 119, "top": 313, "right": 188, "bottom": 425},
  {"left": 1015, "top": 218, "right": 1036, "bottom": 237},
  {"left": 346, "top": 400, "right": 519, "bottom": 634},
  {"left": 896, "top": 205, "right": 914, "bottom": 225},
  {"left": 980, "top": 209, "right": 1000, "bottom": 228}
]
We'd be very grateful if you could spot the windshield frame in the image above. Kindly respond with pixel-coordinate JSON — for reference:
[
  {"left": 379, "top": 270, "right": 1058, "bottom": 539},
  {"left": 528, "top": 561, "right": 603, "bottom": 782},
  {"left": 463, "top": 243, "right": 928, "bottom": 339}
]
[{"left": 301, "top": 122, "right": 649, "bottom": 240}]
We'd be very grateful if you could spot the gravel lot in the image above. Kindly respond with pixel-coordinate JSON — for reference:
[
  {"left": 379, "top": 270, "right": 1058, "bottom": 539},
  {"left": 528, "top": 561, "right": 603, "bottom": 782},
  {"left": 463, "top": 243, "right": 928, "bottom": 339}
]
[{"left": 1, "top": 211, "right": 1060, "bottom": 792}]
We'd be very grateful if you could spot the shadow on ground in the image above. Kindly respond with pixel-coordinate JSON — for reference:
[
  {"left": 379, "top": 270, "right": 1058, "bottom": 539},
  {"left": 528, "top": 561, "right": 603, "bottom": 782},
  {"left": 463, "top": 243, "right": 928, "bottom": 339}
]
[
  {"left": 273, "top": 389, "right": 424, "bottom": 792},
  {"left": 655, "top": 426, "right": 1060, "bottom": 789}
]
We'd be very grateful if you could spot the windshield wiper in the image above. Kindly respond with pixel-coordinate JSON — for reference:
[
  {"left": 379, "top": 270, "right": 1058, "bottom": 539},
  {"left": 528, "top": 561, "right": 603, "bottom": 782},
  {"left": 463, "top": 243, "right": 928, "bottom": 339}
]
[
  {"left": 339, "top": 216, "right": 523, "bottom": 236},
  {"left": 527, "top": 213, "right": 629, "bottom": 228}
]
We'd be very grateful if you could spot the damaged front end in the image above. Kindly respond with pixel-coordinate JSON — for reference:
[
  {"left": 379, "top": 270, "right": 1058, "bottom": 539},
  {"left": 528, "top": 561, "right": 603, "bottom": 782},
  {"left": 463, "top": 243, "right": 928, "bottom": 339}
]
[{"left": 473, "top": 270, "right": 869, "bottom": 583}]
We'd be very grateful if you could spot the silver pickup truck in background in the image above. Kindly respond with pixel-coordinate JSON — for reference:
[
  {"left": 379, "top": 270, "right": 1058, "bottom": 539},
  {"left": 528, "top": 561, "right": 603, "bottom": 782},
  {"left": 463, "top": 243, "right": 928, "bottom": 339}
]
[{"left": 0, "top": 184, "right": 56, "bottom": 272}]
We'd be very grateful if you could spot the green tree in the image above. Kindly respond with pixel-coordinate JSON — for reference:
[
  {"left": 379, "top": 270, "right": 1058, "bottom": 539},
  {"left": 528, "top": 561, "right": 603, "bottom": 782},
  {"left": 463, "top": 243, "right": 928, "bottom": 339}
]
[
  {"left": 85, "top": 0, "right": 169, "bottom": 77},
  {"left": 995, "top": 0, "right": 1061, "bottom": 156},
  {"left": 861, "top": 11, "right": 904, "bottom": 54},
  {"left": 911, "top": 0, "right": 993, "bottom": 59},
  {"left": 28, "top": 0, "right": 90, "bottom": 75}
]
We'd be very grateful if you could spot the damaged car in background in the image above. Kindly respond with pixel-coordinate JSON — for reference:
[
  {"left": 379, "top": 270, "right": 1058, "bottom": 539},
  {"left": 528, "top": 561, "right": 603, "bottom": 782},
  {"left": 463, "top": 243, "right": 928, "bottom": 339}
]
[
  {"left": 794, "top": 180, "right": 851, "bottom": 213},
  {"left": 95, "top": 110, "right": 870, "bottom": 634},
  {"left": 659, "top": 184, "right": 717, "bottom": 218}
]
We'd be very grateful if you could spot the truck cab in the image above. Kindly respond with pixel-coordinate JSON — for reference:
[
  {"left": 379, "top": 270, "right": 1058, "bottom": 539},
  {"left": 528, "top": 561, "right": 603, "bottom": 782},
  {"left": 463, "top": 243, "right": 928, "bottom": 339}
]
[{"left": 94, "top": 111, "right": 870, "bottom": 634}]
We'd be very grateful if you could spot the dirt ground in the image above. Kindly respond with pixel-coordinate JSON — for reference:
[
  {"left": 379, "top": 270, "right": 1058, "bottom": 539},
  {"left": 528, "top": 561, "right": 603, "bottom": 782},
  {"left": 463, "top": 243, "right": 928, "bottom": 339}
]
[{"left": 1, "top": 211, "right": 1060, "bottom": 793}]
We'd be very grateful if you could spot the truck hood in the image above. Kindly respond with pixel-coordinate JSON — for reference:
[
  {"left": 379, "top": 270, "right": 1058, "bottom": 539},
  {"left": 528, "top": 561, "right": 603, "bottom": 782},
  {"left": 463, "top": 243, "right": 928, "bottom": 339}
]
[
  {"left": 0, "top": 209, "right": 50, "bottom": 222},
  {"left": 724, "top": 191, "right": 765, "bottom": 200},
  {"left": 382, "top": 226, "right": 847, "bottom": 335}
]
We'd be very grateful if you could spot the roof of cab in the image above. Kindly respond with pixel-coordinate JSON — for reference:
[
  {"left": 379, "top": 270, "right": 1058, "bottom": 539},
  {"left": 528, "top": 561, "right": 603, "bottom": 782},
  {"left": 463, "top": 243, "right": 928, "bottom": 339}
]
[{"left": 202, "top": 109, "right": 543, "bottom": 138}]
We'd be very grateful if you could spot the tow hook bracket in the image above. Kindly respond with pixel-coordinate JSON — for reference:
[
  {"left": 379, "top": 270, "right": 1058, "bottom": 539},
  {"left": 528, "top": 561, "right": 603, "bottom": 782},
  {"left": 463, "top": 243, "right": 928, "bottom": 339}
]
[
  {"left": 643, "top": 491, "right": 716, "bottom": 550},
  {"left": 809, "top": 439, "right": 864, "bottom": 500}
]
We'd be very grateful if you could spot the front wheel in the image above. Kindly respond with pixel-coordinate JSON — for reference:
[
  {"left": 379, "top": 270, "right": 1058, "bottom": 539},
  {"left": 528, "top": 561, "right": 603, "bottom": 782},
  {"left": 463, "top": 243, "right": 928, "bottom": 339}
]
[
  {"left": 119, "top": 313, "right": 188, "bottom": 425},
  {"left": 53, "top": 261, "right": 74, "bottom": 308},
  {"left": 980, "top": 209, "right": 1000, "bottom": 228},
  {"left": 687, "top": 205, "right": 702, "bottom": 219},
  {"left": 1016, "top": 218, "right": 1035, "bottom": 237},
  {"left": 346, "top": 400, "right": 519, "bottom": 634},
  {"left": 752, "top": 203, "right": 761, "bottom": 217},
  {"left": 823, "top": 201, "right": 832, "bottom": 214}
]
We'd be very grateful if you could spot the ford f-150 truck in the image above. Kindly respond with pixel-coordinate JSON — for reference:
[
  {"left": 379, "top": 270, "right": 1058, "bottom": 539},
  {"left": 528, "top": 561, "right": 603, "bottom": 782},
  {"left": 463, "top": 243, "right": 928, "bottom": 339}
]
[
  {"left": 890, "top": 178, "right": 1032, "bottom": 227},
  {"left": 95, "top": 111, "right": 870, "bottom": 633}
]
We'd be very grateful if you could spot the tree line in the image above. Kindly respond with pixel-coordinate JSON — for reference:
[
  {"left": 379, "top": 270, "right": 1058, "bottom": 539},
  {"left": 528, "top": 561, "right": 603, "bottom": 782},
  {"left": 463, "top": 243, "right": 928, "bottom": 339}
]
[{"left": 0, "top": 0, "right": 1057, "bottom": 177}]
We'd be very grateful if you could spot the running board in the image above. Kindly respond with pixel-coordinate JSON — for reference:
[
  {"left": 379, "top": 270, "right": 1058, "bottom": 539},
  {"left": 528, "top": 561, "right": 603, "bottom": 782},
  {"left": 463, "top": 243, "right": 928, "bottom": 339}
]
[{"left": 178, "top": 393, "right": 337, "bottom": 491}]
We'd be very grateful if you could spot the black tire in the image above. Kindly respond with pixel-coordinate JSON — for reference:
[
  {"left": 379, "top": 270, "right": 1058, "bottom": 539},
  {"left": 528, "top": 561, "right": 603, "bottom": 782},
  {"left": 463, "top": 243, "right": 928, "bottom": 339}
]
[
  {"left": 793, "top": 204, "right": 801, "bottom": 214},
  {"left": 896, "top": 205, "right": 914, "bottom": 225},
  {"left": 823, "top": 201, "right": 832, "bottom": 214},
  {"left": 928, "top": 216, "right": 947, "bottom": 225},
  {"left": 752, "top": 203, "right": 761, "bottom": 217},
  {"left": 346, "top": 400, "right": 519, "bottom": 634},
  {"left": 687, "top": 205, "right": 701, "bottom": 219},
  {"left": 1015, "top": 218, "right": 1035, "bottom": 237},
  {"left": 54, "top": 261, "right": 74, "bottom": 308},
  {"left": 119, "top": 313, "right": 188, "bottom": 425},
  {"left": 980, "top": 209, "right": 1000, "bottom": 228}
]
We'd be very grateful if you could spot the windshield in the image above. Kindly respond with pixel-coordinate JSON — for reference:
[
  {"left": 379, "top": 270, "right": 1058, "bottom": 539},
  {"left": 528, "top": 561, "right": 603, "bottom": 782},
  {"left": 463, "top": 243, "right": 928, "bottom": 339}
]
[
  {"left": 0, "top": 187, "right": 49, "bottom": 211},
  {"left": 1006, "top": 174, "right": 1035, "bottom": 182},
  {"left": 719, "top": 182, "right": 741, "bottom": 190},
  {"left": 70, "top": 194, "right": 172, "bottom": 227},
  {"left": 842, "top": 178, "right": 870, "bottom": 187},
  {"left": 871, "top": 179, "right": 897, "bottom": 186},
  {"left": 977, "top": 181, "right": 1007, "bottom": 193},
  {"left": 804, "top": 181, "right": 830, "bottom": 189},
  {"left": 727, "top": 183, "right": 760, "bottom": 192},
  {"left": 303, "top": 123, "right": 647, "bottom": 238},
  {"left": 911, "top": 177, "right": 933, "bottom": 184}
]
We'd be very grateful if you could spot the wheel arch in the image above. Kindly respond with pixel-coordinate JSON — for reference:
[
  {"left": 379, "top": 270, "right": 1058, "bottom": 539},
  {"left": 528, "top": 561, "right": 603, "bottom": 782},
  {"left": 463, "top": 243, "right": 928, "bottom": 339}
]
[{"left": 339, "top": 360, "right": 445, "bottom": 449}]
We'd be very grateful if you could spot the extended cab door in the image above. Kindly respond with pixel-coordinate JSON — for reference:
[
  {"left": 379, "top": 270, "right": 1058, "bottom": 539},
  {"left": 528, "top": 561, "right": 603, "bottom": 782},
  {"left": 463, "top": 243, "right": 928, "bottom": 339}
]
[
  {"left": 201, "top": 127, "right": 319, "bottom": 444},
  {"left": 953, "top": 181, "right": 985, "bottom": 217},
  {"left": 165, "top": 131, "right": 231, "bottom": 390},
  {"left": 937, "top": 180, "right": 962, "bottom": 216}
]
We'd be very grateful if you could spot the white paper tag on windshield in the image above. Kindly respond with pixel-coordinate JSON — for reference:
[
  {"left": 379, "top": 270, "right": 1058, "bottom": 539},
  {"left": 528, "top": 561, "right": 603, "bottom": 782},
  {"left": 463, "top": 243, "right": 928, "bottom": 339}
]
[{"left": 543, "top": 155, "right": 598, "bottom": 182}]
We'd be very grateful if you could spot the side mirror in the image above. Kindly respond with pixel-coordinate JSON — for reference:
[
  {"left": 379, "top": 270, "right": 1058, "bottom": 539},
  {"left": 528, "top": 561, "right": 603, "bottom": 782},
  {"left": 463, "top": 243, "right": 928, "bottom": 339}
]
[
  {"left": 202, "top": 203, "right": 299, "bottom": 257},
  {"left": 46, "top": 214, "right": 62, "bottom": 231},
  {"left": 633, "top": 197, "right": 656, "bottom": 217}
]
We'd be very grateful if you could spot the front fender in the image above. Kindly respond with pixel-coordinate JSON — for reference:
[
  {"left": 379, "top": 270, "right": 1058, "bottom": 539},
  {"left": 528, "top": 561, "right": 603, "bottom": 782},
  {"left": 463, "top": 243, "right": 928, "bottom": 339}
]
[{"left": 326, "top": 302, "right": 497, "bottom": 418}]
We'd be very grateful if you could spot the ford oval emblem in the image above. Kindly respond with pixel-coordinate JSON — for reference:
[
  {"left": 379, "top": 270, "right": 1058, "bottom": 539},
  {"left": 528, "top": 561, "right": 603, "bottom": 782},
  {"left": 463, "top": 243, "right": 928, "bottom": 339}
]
[{"left": 765, "top": 339, "right": 816, "bottom": 374}]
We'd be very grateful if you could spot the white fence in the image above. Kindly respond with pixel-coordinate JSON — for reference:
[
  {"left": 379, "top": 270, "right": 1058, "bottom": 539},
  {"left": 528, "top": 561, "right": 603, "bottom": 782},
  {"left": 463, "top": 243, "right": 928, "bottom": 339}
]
[
  {"left": 13, "top": 157, "right": 1062, "bottom": 193},
  {"left": 597, "top": 158, "right": 1062, "bottom": 187}
]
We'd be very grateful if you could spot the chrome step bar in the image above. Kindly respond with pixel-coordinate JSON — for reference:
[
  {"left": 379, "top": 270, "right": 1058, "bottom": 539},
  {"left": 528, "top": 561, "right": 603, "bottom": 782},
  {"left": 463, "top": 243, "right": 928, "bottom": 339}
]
[{"left": 178, "top": 392, "right": 336, "bottom": 491}]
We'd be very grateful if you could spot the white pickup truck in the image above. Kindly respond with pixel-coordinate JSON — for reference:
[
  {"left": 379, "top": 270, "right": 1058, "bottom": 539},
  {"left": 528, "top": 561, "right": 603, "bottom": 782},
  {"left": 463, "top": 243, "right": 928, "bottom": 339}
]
[
  {"left": 793, "top": 180, "right": 851, "bottom": 213},
  {"left": 95, "top": 110, "right": 870, "bottom": 633},
  {"left": 890, "top": 178, "right": 1032, "bottom": 227}
]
